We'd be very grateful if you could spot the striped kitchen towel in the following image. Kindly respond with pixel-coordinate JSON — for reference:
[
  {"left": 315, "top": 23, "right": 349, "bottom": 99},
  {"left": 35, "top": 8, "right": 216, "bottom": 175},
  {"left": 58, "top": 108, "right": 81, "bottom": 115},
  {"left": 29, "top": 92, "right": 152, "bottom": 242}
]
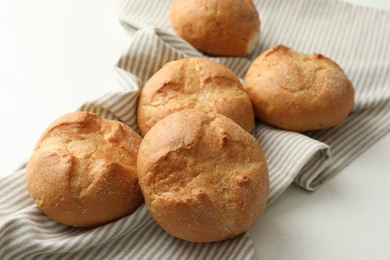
[{"left": 1, "top": 0, "right": 389, "bottom": 259}]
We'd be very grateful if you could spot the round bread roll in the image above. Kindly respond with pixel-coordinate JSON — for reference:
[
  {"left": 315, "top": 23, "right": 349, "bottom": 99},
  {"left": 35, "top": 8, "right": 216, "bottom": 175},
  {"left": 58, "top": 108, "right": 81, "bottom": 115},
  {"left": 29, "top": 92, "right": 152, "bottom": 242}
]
[
  {"left": 137, "top": 109, "right": 269, "bottom": 242},
  {"left": 245, "top": 45, "right": 355, "bottom": 131},
  {"left": 137, "top": 57, "right": 255, "bottom": 136},
  {"left": 169, "top": 0, "right": 260, "bottom": 57},
  {"left": 26, "top": 112, "right": 143, "bottom": 227}
]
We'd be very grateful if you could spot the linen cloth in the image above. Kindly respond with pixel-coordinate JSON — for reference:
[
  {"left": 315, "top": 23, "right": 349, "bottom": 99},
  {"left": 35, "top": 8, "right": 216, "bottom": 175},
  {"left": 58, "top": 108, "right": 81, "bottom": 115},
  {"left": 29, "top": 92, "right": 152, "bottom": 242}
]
[{"left": 1, "top": 0, "right": 389, "bottom": 259}]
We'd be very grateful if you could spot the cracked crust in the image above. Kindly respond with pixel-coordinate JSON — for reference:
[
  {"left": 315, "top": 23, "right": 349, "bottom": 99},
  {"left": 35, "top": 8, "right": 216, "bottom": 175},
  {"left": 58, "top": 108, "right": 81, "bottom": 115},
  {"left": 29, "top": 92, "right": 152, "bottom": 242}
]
[
  {"left": 169, "top": 0, "right": 260, "bottom": 56},
  {"left": 137, "top": 57, "right": 255, "bottom": 136},
  {"left": 137, "top": 109, "right": 269, "bottom": 242},
  {"left": 245, "top": 45, "right": 355, "bottom": 131},
  {"left": 26, "top": 111, "right": 143, "bottom": 227}
]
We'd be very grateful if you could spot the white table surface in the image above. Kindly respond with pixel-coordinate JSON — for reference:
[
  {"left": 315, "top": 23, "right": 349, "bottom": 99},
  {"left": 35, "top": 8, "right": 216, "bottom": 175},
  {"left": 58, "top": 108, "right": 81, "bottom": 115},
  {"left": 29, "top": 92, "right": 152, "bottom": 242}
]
[{"left": 0, "top": 0, "right": 389, "bottom": 259}]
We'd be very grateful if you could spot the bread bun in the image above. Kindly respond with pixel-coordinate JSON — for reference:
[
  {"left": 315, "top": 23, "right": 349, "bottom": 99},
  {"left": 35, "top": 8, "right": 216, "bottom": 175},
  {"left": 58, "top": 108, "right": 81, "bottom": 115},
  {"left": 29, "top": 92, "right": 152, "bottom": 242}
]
[
  {"left": 137, "top": 57, "right": 254, "bottom": 136},
  {"left": 26, "top": 112, "right": 143, "bottom": 227},
  {"left": 245, "top": 45, "right": 355, "bottom": 131},
  {"left": 137, "top": 109, "right": 269, "bottom": 242},
  {"left": 169, "top": 0, "right": 260, "bottom": 57}
]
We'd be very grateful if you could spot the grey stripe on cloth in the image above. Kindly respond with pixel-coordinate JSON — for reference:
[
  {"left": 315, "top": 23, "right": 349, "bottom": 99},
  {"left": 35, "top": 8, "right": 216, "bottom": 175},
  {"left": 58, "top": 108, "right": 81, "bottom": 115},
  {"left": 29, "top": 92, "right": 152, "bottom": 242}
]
[{"left": 1, "top": 0, "right": 389, "bottom": 259}]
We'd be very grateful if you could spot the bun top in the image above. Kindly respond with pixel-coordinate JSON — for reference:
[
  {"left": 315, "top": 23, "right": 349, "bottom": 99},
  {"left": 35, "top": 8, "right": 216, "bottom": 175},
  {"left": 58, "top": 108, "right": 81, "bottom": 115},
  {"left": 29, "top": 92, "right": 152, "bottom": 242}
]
[
  {"left": 245, "top": 45, "right": 355, "bottom": 131},
  {"left": 137, "top": 57, "right": 254, "bottom": 136},
  {"left": 26, "top": 111, "right": 143, "bottom": 227},
  {"left": 34, "top": 112, "right": 140, "bottom": 163},
  {"left": 137, "top": 109, "right": 269, "bottom": 242},
  {"left": 169, "top": 0, "right": 260, "bottom": 56}
]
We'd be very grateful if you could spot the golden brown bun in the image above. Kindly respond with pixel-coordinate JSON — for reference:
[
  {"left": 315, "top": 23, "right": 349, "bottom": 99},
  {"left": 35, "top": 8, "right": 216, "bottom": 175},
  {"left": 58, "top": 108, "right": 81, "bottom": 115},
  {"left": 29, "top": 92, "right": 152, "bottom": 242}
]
[
  {"left": 26, "top": 112, "right": 143, "bottom": 227},
  {"left": 137, "top": 57, "right": 255, "bottom": 136},
  {"left": 137, "top": 109, "right": 269, "bottom": 242},
  {"left": 245, "top": 45, "right": 355, "bottom": 131},
  {"left": 169, "top": 0, "right": 260, "bottom": 57}
]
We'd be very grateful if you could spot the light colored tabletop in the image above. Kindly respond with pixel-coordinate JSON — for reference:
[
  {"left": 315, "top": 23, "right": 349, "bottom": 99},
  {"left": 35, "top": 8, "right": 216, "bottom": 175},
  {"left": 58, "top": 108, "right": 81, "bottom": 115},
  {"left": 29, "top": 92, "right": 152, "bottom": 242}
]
[{"left": 0, "top": 1, "right": 389, "bottom": 259}]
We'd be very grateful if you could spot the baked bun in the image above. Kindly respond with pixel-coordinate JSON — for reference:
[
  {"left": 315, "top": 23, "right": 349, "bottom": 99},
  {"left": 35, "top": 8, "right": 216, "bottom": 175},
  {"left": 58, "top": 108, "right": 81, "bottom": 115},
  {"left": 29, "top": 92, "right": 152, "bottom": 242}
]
[
  {"left": 137, "top": 109, "right": 269, "bottom": 242},
  {"left": 26, "top": 112, "right": 143, "bottom": 227},
  {"left": 169, "top": 0, "right": 260, "bottom": 57},
  {"left": 137, "top": 57, "right": 255, "bottom": 136},
  {"left": 245, "top": 45, "right": 355, "bottom": 131}
]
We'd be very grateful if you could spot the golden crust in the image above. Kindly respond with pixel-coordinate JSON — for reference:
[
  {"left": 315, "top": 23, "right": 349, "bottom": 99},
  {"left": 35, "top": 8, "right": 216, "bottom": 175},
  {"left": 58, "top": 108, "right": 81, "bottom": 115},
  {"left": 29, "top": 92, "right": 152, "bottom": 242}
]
[
  {"left": 137, "top": 109, "right": 269, "bottom": 242},
  {"left": 137, "top": 57, "right": 255, "bottom": 136},
  {"left": 245, "top": 45, "right": 355, "bottom": 131},
  {"left": 26, "top": 111, "right": 143, "bottom": 227},
  {"left": 169, "top": 0, "right": 260, "bottom": 56}
]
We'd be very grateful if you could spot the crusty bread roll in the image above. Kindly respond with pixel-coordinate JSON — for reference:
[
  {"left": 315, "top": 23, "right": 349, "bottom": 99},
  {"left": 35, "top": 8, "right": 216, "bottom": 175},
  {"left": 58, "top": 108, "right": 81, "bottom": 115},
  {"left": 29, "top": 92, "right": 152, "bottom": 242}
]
[
  {"left": 245, "top": 45, "right": 355, "bottom": 131},
  {"left": 137, "top": 109, "right": 269, "bottom": 242},
  {"left": 137, "top": 57, "right": 255, "bottom": 136},
  {"left": 26, "top": 112, "right": 143, "bottom": 227},
  {"left": 169, "top": 0, "right": 260, "bottom": 57}
]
